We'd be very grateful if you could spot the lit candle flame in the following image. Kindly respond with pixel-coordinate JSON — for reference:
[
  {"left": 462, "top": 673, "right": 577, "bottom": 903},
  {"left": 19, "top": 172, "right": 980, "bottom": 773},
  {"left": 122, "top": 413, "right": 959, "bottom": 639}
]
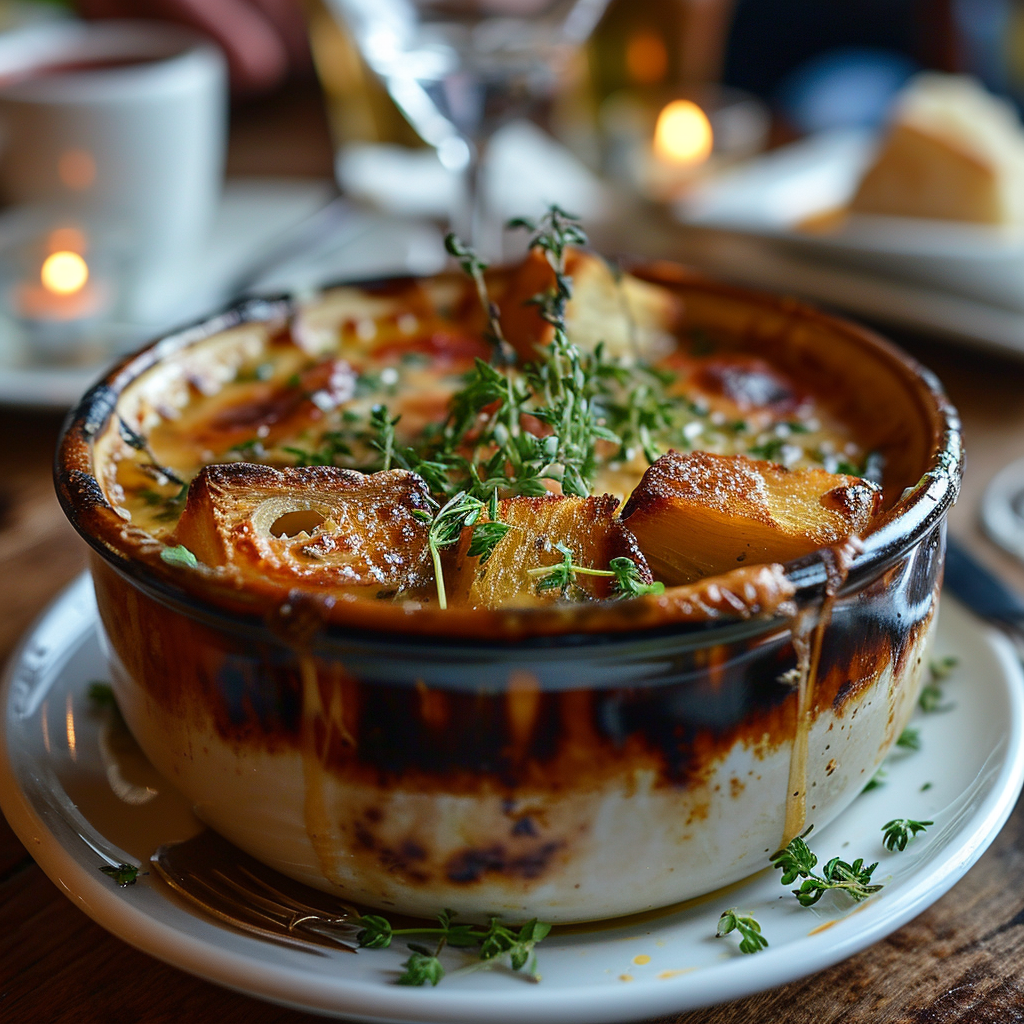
[
  {"left": 41, "top": 251, "right": 89, "bottom": 296},
  {"left": 653, "top": 100, "right": 713, "bottom": 166}
]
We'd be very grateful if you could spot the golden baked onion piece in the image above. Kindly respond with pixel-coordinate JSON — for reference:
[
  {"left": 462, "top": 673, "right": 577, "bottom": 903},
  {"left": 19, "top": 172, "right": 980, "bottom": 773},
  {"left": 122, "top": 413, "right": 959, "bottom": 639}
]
[
  {"left": 173, "top": 464, "right": 434, "bottom": 592},
  {"left": 497, "top": 248, "right": 683, "bottom": 362},
  {"left": 620, "top": 451, "right": 881, "bottom": 585},
  {"left": 449, "top": 494, "right": 653, "bottom": 608}
]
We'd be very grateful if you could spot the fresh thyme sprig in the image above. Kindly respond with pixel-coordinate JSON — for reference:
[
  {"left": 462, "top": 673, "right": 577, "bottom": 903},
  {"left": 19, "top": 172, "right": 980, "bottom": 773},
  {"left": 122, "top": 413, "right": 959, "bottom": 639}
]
[
  {"left": 862, "top": 767, "right": 887, "bottom": 793},
  {"left": 411, "top": 492, "right": 510, "bottom": 608},
  {"left": 792, "top": 856, "right": 882, "bottom": 907},
  {"left": 919, "top": 656, "right": 958, "bottom": 713},
  {"left": 444, "top": 234, "right": 515, "bottom": 366},
  {"left": 769, "top": 826, "right": 817, "bottom": 885},
  {"left": 526, "top": 544, "right": 664, "bottom": 600},
  {"left": 896, "top": 727, "right": 921, "bottom": 751},
  {"left": 118, "top": 417, "right": 185, "bottom": 487},
  {"left": 881, "top": 818, "right": 933, "bottom": 852},
  {"left": 771, "top": 827, "right": 882, "bottom": 906},
  {"left": 716, "top": 909, "right": 768, "bottom": 954},
  {"left": 100, "top": 863, "right": 140, "bottom": 887},
  {"left": 355, "top": 909, "right": 552, "bottom": 986}
]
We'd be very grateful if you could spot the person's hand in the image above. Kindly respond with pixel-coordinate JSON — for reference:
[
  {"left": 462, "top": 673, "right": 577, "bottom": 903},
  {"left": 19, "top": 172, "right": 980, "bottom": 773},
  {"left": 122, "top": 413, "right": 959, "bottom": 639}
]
[{"left": 78, "top": 0, "right": 310, "bottom": 94}]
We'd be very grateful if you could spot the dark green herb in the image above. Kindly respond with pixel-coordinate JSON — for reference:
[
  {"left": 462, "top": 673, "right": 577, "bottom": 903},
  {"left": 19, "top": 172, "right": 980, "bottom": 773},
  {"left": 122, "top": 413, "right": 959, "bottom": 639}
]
[
  {"left": 881, "top": 818, "right": 933, "bottom": 852},
  {"left": 748, "top": 437, "right": 787, "bottom": 462},
  {"left": 411, "top": 492, "right": 489, "bottom": 609},
  {"left": 160, "top": 544, "right": 198, "bottom": 569},
  {"left": 355, "top": 909, "right": 551, "bottom": 986},
  {"left": 716, "top": 909, "right": 768, "bottom": 954},
  {"left": 444, "top": 233, "right": 515, "bottom": 365},
  {"left": 528, "top": 545, "right": 663, "bottom": 601},
  {"left": 769, "top": 826, "right": 817, "bottom": 885},
  {"left": 896, "top": 727, "right": 921, "bottom": 751},
  {"left": 87, "top": 682, "right": 116, "bottom": 710},
  {"left": 100, "top": 863, "right": 139, "bottom": 887},
  {"left": 117, "top": 417, "right": 185, "bottom": 487},
  {"left": 919, "top": 656, "right": 958, "bottom": 713},
  {"left": 792, "top": 856, "right": 882, "bottom": 906},
  {"left": 862, "top": 767, "right": 887, "bottom": 793},
  {"left": 609, "top": 557, "right": 665, "bottom": 598},
  {"left": 397, "top": 946, "right": 446, "bottom": 986}
]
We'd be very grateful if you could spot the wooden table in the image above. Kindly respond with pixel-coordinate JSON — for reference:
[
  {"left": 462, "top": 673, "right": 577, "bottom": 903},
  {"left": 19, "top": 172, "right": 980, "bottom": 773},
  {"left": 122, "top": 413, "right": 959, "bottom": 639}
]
[{"left": 4, "top": 81, "right": 1024, "bottom": 1024}]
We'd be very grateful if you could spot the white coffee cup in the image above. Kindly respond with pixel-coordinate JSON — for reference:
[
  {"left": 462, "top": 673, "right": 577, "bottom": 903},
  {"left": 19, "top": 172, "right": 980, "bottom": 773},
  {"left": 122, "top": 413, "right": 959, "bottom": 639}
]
[{"left": 0, "top": 20, "right": 227, "bottom": 322}]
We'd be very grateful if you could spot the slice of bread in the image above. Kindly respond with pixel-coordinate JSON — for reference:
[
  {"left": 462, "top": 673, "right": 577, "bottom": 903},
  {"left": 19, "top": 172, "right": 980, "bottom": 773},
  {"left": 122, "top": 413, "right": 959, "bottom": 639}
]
[{"left": 851, "top": 73, "right": 1024, "bottom": 225}]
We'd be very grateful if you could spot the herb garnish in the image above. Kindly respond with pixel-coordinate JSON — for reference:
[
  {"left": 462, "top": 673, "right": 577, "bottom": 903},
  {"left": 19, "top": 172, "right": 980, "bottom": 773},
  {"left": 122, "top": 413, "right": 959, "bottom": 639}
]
[
  {"left": 862, "top": 767, "right": 887, "bottom": 793},
  {"left": 356, "top": 909, "right": 551, "bottom": 985},
  {"left": 160, "top": 544, "right": 198, "bottom": 569},
  {"left": 100, "top": 863, "right": 139, "bottom": 887},
  {"left": 769, "top": 825, "right": 817, "bottom": 884},
  {"left": 716, "top": 909, "right": 768, "bottom": 954},
  {"left": 895, "top": 727, "right": 921, "bottom": 751},
  {"left": 772, "top": 827, "right": 882, "bottom": 905},
  {"left": 526, "top": 544, "right": 664, "bottom": 600},
  {"left": 919, "top": 656, "right": 957, "bottom": 712},
  {"left": 87, "top": 681, "right": 117, "bottom": 710},
  {"left": 411, "top": 492, "right": 510, "bottom": 608},
  {"left": 118, "top": 417, "right": 185, "bottom": 487},
  {"left": 881, "top": 818, "right": 933, "bottom": 852},
  {"left": 444, "top": 234, "right": 515, "bottom": 366},
  {"left": 792, "top": 856, "right": 882, "bottom": 906}
]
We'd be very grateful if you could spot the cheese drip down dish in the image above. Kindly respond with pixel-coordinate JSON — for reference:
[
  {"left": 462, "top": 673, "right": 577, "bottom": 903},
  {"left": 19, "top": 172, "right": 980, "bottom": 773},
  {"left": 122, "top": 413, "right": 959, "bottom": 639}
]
[{"left": 57, "top": 213, "right": 961, "bottom": 923}]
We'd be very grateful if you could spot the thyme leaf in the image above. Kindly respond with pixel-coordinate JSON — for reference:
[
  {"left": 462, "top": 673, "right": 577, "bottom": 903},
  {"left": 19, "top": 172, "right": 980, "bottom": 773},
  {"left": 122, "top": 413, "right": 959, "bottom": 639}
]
[
  {"left": 160, "top": 544, "right": 198, "bottom": 569},
  {"left": 769, "top": 826, "right": 817, "bottom": 885},
  {"left": 118, "top": 417, "right": 185, "bottom": 487},
  {"left": 716, "top": 909, "right": 768, "bottom": 954},
  {"left": 355, "top": 909, "right": 552, "bottom": 986},
  {"left": 882, "top": 818, "right": 933, "bottom": 852},
  {"left": 100, "top": 863, "right": 139, "bottom": 887},
  {"left": 793, "top": 856, "right": 881, "bottom": 907},
  {"left": 896, "top": 727, "right": 921, "bottom": 751}
]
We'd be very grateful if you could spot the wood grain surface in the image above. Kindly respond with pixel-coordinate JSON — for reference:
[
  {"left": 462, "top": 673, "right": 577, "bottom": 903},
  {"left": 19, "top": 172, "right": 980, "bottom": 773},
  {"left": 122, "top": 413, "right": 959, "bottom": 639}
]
[{"left": 4, "top": 81, "right": 1024, "bottom": 1024}]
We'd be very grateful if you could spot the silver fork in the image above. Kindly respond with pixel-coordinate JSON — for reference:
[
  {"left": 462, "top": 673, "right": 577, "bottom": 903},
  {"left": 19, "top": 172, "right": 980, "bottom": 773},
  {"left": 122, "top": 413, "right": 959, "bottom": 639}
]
[{"left": 151, "top": 829, "right": 362, "bottom": 953}]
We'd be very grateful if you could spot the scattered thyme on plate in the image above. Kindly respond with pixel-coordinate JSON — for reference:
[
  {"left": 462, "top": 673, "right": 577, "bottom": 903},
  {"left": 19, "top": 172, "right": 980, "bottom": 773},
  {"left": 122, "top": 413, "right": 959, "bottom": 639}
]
[
  {"left": 896, "top": 727, "right": 922, "bottom": 751},
  {"left": 771, "top": 826, "right": 883, "bottom": 906},
  {"left": 99, "top": 863, "right": 140, "bottom": 887},
  {"left": 919, "top": 656, "right": 959, "bottom": 713},
  {"left": 355, "top": 909, "right": 551, "bottom": 986},
  {"left": 716, "top": 909, "right": 768, "bottom": 954},
  {"left": 882, "top": 818, "right": 933, "bottom": 852}
]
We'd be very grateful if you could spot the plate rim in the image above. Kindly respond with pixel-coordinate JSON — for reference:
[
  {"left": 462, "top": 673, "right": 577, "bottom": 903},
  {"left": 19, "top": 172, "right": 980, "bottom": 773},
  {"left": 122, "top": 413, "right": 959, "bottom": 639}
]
[{"left": 2, "top": 574, "right": 1023, "bottom": 1023}]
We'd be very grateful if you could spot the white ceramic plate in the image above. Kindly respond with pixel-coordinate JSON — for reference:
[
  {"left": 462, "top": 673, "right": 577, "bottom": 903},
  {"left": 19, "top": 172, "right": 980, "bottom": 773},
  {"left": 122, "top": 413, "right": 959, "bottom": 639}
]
[
  {"left": 1, "top": 575, "right": 1022, "bottom": 1023},
  {"left": 675, "top": 129, "right": 1024, "bottom": 318}
]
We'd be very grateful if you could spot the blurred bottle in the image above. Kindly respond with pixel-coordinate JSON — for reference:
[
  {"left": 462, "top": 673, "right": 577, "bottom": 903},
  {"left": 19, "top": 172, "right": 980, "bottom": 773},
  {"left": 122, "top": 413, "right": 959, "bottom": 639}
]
[
  {"left": 588, "top": 0, "right": 736, "bottom": 102},
  {"left": 302, "top": 0, "right": 424, "bottom": 149}
]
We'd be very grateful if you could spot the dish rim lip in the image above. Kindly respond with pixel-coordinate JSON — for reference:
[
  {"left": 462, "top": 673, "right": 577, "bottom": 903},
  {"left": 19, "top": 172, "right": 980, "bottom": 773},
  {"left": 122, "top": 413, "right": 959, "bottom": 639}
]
[{"left": 53, "top": 261, "right": 964, "bottom": 650}]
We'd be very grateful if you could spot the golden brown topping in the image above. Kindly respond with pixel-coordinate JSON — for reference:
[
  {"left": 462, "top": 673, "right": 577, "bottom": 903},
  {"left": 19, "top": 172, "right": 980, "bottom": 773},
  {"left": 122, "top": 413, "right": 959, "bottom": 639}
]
[
  {"left": 173, "top": 464, "right": 434, "bottom": 593},
  {"left": 620, "top": 451, "right": 881, "bottom": 585},
  {"left": 448, "top": 494, "right": 651, "bottom": 609},
  {"left": 496, "top": 248, "right": 682, "bottom": 362}
]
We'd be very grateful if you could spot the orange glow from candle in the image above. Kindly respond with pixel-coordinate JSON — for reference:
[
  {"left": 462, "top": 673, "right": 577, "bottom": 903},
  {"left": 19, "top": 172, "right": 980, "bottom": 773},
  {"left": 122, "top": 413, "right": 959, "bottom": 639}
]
[
  {"left": 41, "top": 251, "right": 89, "bottom": 296},
  {"left": 653, "top": 99, "right": 713, "bottom": 165}
]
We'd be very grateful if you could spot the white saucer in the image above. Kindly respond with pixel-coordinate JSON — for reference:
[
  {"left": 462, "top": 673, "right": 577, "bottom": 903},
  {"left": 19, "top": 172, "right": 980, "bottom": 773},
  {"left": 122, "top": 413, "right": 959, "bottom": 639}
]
[{"left": 2, "top": 575, "right": 1022, "bottom": 1023}]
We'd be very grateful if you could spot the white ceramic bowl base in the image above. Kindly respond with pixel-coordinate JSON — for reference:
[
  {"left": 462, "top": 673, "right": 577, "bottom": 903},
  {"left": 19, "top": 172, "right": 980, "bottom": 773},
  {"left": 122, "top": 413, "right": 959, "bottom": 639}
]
[{"left": 1, "top": 574, "right": 1021, "bottom": 1023}]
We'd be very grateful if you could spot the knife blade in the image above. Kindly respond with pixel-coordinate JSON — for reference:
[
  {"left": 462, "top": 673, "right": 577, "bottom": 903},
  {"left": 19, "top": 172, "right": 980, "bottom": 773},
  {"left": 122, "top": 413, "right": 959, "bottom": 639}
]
[{"left": 944, "top": 536, "right": 1024, "bottom": 627}]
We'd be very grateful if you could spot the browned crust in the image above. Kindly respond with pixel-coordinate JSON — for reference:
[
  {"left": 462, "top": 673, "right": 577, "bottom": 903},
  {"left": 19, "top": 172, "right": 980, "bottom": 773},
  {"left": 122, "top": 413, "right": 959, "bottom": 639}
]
[{"left": 54, "top": 262, "right": 962, "bottom": 641}]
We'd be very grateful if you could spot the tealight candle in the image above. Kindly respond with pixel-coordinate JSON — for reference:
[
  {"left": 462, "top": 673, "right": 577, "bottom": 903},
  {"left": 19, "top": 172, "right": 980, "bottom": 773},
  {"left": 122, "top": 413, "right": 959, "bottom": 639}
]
[
  {"left": 645, "top": 98, "right": 715, "bottom": 199},
  {"left": 12, "top": 227, "right": 110, "bottom": 323}
]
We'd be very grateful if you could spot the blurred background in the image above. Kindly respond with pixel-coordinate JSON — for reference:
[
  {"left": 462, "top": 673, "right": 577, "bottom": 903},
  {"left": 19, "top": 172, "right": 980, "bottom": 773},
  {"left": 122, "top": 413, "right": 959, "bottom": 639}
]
[{"left": 0, "top": 0, "right": 1023, "bottom": 546}]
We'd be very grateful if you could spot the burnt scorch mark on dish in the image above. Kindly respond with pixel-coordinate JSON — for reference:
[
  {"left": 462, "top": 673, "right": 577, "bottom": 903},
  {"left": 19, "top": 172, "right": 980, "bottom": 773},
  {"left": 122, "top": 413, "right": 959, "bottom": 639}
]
[{"left": 445, "top": 841, "right": 563, "bottom": 884}]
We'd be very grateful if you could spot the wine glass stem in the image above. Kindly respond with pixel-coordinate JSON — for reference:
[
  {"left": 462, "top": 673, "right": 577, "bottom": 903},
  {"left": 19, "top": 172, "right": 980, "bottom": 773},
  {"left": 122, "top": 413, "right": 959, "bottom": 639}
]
[{"left": 457, "top": 140, "right": 502, "bottom": 261}]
